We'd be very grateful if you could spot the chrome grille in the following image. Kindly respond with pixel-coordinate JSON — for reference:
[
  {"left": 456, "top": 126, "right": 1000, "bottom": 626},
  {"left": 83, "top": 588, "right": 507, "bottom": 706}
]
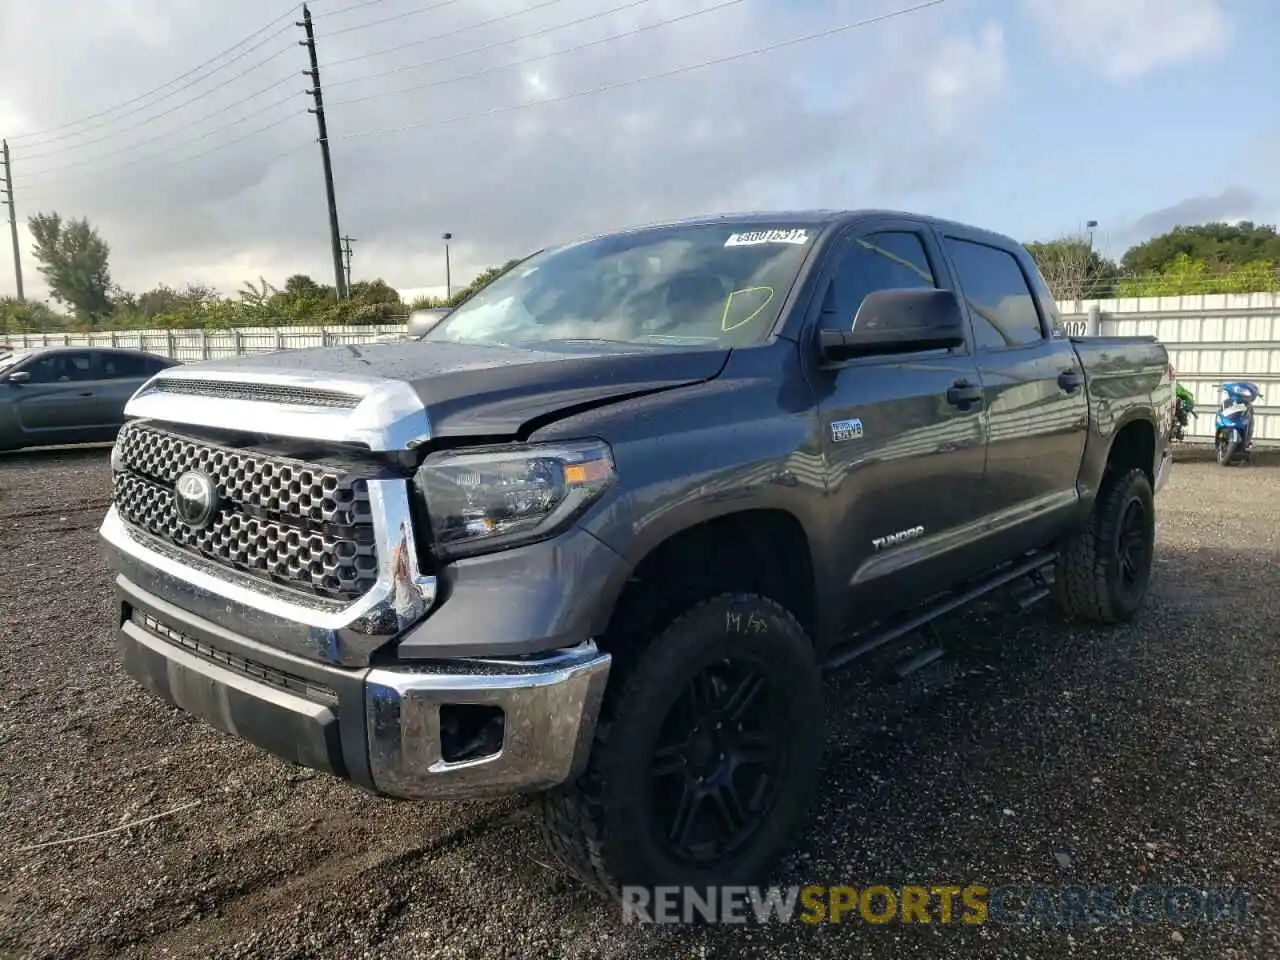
[
  {"left": 113, "top": 421, "right": 379, "bottom": 600},
  {"left": 141, "top": 378, "right": 362, "bottom": 409}
]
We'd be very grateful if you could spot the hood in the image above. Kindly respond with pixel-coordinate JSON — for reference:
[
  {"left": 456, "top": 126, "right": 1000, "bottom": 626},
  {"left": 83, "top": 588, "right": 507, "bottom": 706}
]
[{"left": 132, "top": 339, "right": 730, "bottom": 445}]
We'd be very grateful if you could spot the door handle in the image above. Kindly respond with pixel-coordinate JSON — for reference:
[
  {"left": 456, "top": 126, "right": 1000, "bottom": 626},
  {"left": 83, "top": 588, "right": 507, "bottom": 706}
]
[
  {"left": 1058, "top": 370, "right": 1083, "bottom": 393},
  {"left": 78, "top": 391, "right": 94, "bottom": 397},
  {"left": 947, "top": 380, "right": 983, "bottom": 409}
]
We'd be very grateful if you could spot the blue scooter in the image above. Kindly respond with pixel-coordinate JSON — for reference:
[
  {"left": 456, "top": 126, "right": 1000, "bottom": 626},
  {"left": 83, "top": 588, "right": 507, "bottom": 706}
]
[{"left": 1214, "top": 381, "right": 1264, "bottom": 466}]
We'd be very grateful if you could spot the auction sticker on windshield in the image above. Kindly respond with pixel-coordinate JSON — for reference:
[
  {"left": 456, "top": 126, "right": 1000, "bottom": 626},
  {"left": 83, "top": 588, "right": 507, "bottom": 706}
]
[{"left": 724, "top": 229, "right": 810, "bottom": 247}]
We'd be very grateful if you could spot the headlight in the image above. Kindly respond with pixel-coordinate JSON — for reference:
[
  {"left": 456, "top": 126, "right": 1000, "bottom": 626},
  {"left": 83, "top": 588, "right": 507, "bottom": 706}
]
[{"left": 414, "top": 440, "right": 615, "bottom": 559}]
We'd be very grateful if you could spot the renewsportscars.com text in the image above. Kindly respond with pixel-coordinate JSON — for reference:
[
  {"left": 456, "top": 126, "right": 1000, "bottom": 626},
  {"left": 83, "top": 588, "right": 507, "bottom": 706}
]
[{"left": 621, "top": 884, "right": 1253, "bottom": 926}]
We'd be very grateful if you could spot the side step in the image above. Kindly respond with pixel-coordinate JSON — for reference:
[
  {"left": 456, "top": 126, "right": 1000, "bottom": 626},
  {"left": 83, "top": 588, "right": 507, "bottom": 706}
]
[
  {"left": 820, "top": 550, "right": 1057, "bottom": 674},
  {"left": 891, "top": 645, "right": 945, "bottom": 681}
]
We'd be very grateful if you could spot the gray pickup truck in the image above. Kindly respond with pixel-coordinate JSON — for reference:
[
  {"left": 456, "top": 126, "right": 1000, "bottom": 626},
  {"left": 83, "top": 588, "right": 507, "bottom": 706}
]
[{"left": 100, "top": 210, "right": 1173, "bottom": 896}]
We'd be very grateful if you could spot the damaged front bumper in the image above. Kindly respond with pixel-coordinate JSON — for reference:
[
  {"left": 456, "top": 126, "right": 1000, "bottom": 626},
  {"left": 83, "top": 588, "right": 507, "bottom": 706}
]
[{"left": 113, "top": 574, "right": 611, "bottom": 800}]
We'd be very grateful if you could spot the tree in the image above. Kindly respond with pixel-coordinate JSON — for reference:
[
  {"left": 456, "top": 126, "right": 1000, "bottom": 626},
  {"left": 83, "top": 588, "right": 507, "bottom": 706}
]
[
  {"left": 27, "top": 212, "right": 114, "bottom": 321},
  {"left": 0, "top": 296, "right": 68, "bottom": 335},
  {"left": 1120, "top": 222, "right": 1280, "bottom": 275},
  {"left": 448, "top": 258, "right": 523, "bottom": 307},
  {"left": 1025, "top": 235, "right": 1120, "bottom": 300},
  {"left": 1115, "top": 253, "right": 1280, "bottom": 297}
]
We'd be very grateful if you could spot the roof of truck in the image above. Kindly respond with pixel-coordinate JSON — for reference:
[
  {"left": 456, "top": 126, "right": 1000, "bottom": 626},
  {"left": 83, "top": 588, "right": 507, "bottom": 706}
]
[{"left": 589, "top": 208, "right": 1021, "bottom": 249}]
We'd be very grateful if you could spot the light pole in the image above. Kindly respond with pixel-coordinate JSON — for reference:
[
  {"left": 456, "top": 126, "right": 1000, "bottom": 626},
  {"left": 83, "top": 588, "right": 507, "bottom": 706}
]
[
  {"left": 1085, "top": 220, "right": 1097, "bottom": 253},
  {"left": 442, "top": 232, "right": 453, "bottom": 301}
]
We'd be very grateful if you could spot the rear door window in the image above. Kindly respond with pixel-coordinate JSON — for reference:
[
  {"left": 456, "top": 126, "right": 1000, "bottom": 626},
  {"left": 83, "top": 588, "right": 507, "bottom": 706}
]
[{"left": 943, "top": 238, "right": 1045, "bottom": 349}]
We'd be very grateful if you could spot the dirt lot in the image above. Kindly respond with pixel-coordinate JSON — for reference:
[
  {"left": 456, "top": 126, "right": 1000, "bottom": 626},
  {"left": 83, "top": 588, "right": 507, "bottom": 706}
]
[{"left": 1, "top": 448, "right": 1278, "bottom": 960}]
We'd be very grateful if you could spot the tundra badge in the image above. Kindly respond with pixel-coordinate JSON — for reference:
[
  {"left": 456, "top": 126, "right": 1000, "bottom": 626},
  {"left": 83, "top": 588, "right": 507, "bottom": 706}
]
[
  {"left": 872, "top": 525, "right": 925, "bottom": 551},
  {"left": 831, "top": 418, "right": 864, "bottom": 443}
]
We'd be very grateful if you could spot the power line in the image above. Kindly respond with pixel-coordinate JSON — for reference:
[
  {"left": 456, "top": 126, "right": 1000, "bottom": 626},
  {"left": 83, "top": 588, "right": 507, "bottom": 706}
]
[
  {"left": 15, "top": 0, "right": 696, "bottom": 184},
  {"left": 19, "top": 52, "right": 298, "bottom": 165},
  {"left": 9, "top": 10, "right": 302, "bottom": 147},
  {"left": 323, "top": 0, "right": 579, "bottom": 69},
  {"left": 327, "top": 0, "right": 745, "bottom": 107},
  {"left": 22, "top": 93, "right": 303, "bottom": 182},
  {"left": 338, "top": 0, "right": 950, "bottom": 140},
  {"left": 321, "top": 0, "right": 470, "bottom": 37},
  {"left": 18, "top": 118, "right": 313, "bottom": 201},
  {"left": 315, "top": 0, "right": 393, "bottom": 16}
]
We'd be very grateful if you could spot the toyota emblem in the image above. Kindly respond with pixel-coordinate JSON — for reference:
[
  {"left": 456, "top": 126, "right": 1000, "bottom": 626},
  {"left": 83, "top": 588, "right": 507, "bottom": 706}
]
[{"left": 174, "top": 470, "right": 218, "bottom": 529}]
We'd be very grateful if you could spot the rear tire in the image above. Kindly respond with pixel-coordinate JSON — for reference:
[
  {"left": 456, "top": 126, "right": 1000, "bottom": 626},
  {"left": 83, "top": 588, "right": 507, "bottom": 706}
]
[
  {"left": 537, "top": 592, "right": 824, "bottom": 898},
  {"left": 1052, "top": 467, "right": 1155, "bottom": 624}
]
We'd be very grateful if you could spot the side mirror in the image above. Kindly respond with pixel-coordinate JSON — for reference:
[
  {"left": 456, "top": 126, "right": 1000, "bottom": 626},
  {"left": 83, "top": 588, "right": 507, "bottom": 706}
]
[
  {"left": 4, "top": 370, "right": 30, "bottom": 385},
  {"left": 407, "top": 308, "right": 449, "bottom": 338},
  {"left": 819, "top": 288, "right": 966, "bottom": 360}
]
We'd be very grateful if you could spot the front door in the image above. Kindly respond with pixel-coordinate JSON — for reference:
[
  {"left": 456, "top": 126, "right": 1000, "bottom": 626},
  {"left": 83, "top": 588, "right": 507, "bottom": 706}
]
[
  {"left": 936, "top": 233, "right": 1089, "bottom": 561},
  {"left": 809, "top": 222, "right": 989, "bottom": 635},
  {"left": 10, "top": 351, "right": 102, "bottom": 444}
]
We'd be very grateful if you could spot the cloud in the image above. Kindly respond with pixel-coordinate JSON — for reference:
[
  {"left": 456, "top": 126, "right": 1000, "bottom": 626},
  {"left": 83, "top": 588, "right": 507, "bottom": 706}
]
[
  {"left": 0, "top": 0, "right": 1009, "bottom": 303},
  {"left": 1126, "top": 186, "right": 1269, "bottom": 240},
  {"left": 1020, "top": 0, "right": 1230, "bottom": 80}
]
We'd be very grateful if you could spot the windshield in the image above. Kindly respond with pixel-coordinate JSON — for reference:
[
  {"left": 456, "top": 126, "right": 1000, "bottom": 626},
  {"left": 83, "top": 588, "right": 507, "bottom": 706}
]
[
  {"left": 425, "top": 222, "right": 823, "bottom": 349},
  {"left": 0, "top": 351, "right": 28, "bottom": 373}
]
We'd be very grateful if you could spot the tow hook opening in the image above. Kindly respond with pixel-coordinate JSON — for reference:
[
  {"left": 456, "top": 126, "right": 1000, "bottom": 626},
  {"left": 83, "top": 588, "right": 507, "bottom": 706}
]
[{"left": 440, "top": 703, "right": 504, "bottom": 763}]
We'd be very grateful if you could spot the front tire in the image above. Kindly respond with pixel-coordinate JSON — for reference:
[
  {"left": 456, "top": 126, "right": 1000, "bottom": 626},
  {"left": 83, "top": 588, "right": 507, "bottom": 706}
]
[
  {"left": 538, "top": 593, "right": 824, "bottom": 897},
  {"left": 1217, "top": 430, "right": 1239, "bottom": 466},
  {"left": 1053, "top": 467, "right": 1156, "bottom": 624}
]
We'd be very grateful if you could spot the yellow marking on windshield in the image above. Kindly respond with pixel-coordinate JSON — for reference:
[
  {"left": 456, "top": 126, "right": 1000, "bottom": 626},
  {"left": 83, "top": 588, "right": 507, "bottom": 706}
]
[{"left": 721, "top": 286, "right": 775, "bottom": 331}]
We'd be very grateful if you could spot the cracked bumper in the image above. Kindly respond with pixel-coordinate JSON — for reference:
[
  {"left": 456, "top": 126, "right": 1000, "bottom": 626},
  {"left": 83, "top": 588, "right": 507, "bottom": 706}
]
[{"left": 114, "top": 575, "right": 611, "bottom": 800}]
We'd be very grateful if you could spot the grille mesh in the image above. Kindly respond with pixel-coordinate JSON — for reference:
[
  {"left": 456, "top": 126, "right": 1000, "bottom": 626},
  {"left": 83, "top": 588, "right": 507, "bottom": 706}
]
[
  {"left": 113, "top": 421, "right": 379, "bottom": 600},
  {"left": 144, "top": 378, "right": 361, "bottom": 408}
]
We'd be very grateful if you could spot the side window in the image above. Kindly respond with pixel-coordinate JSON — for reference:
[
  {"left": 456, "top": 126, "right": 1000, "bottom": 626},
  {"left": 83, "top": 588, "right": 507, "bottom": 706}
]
[
  {"left": 943, "top": 238, "right": 1045, "bottom": 349},
  {"left": 823, "top": 230, "right": 938, "bottom": 327},
  {"left": 102, "top": 353, "right": 153, "bottom": 379},
  {"left": 22, "top": 352, "right": 95, "bottom": 384}
]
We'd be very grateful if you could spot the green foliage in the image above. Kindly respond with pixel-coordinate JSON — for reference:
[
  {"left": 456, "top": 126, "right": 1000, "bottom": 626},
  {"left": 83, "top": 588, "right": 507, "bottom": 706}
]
[
  {"left": 446, "top": 258, "right": 522, "bottom": 307},
  {"left": 1027, "top": 220, "right": 1280, "bottom": 300},
  {"left": 1024, "top": 236, "right": 1121, "bottom": 300},
  {"left": 0, "top": 296, "right": 67, "bottom": 336},
  {"left": 1115, "top": 254, "right": 1280, "bottom": 297},
  {"left": 27, "top": 212, "right": 113, "bottom": 321},
  {"left": 1120, "top": 222, "right": 1280, "bottom": 275}
]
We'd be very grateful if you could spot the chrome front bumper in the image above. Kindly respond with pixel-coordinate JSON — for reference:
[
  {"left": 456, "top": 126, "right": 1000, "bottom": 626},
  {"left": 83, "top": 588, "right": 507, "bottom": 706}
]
[
  {"left": 114, "top": 575, "right": 612, "bottom": 800},
  {"left": 99, "top": 480, "right": 436, "bottom": 668}
]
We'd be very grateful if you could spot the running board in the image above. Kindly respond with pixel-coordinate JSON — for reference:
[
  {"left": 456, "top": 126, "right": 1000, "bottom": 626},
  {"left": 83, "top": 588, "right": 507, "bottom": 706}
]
[
  {"left": 820, "top": 550, "right": 1057, "bottom": 673},
  {"left": 891, "top": 646, "right": 945, "bottom": 680}
]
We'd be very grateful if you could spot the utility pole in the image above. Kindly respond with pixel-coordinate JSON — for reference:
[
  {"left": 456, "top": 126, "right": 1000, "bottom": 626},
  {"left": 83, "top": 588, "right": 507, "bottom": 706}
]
[
  {"left": 299, "top": 4, "right": 347, "bottom": 299},
  {"left": 442, "top": 232, "right": 453, "bottom": 300},
  {"left": 0, "top": 140, "right": 24, "bottom": 301},
  {"left": 341, "top": 235, "right": 356, "bottom": 292}
]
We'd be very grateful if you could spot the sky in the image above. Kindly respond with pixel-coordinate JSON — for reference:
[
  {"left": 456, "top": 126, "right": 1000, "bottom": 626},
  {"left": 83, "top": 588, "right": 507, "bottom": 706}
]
[{"left": 0, "top": 0, "right": 1276, "bottom": 304}]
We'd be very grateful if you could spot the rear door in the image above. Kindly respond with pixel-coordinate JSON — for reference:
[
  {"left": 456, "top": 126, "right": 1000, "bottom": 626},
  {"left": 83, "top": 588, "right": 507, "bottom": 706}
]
[
  {"left": 95, "top": 351, "right": 166, "bottom": 436},
  {"left": 808, "top": 219, "right": 989, "bottom": 634},
  {"left": 934, "top": 231, "right": 1088, "bottom": 560}
]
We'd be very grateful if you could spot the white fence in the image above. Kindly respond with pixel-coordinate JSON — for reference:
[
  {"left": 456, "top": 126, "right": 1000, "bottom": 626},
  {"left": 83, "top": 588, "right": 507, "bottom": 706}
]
[
  {"left": 1058, "top": 292, "right": 1280, "bottom": 445},
  {"left": 6, "top": 294, "right": 1280, "bottom": 445},
  {"left": 1, "top": 325, "right": 409, "bottom": 362}
]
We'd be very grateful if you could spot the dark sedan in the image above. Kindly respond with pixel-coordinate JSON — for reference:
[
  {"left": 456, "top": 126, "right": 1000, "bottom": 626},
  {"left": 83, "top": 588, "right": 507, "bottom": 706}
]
[{"left": 0, "top": 346, "right": 177, "bottom": 451}]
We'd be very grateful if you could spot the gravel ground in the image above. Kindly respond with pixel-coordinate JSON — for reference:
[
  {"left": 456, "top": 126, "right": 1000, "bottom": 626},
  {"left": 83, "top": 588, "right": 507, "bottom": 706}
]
[{"left": 1, "top": 447, "right": 1278, "bottom": 960}]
